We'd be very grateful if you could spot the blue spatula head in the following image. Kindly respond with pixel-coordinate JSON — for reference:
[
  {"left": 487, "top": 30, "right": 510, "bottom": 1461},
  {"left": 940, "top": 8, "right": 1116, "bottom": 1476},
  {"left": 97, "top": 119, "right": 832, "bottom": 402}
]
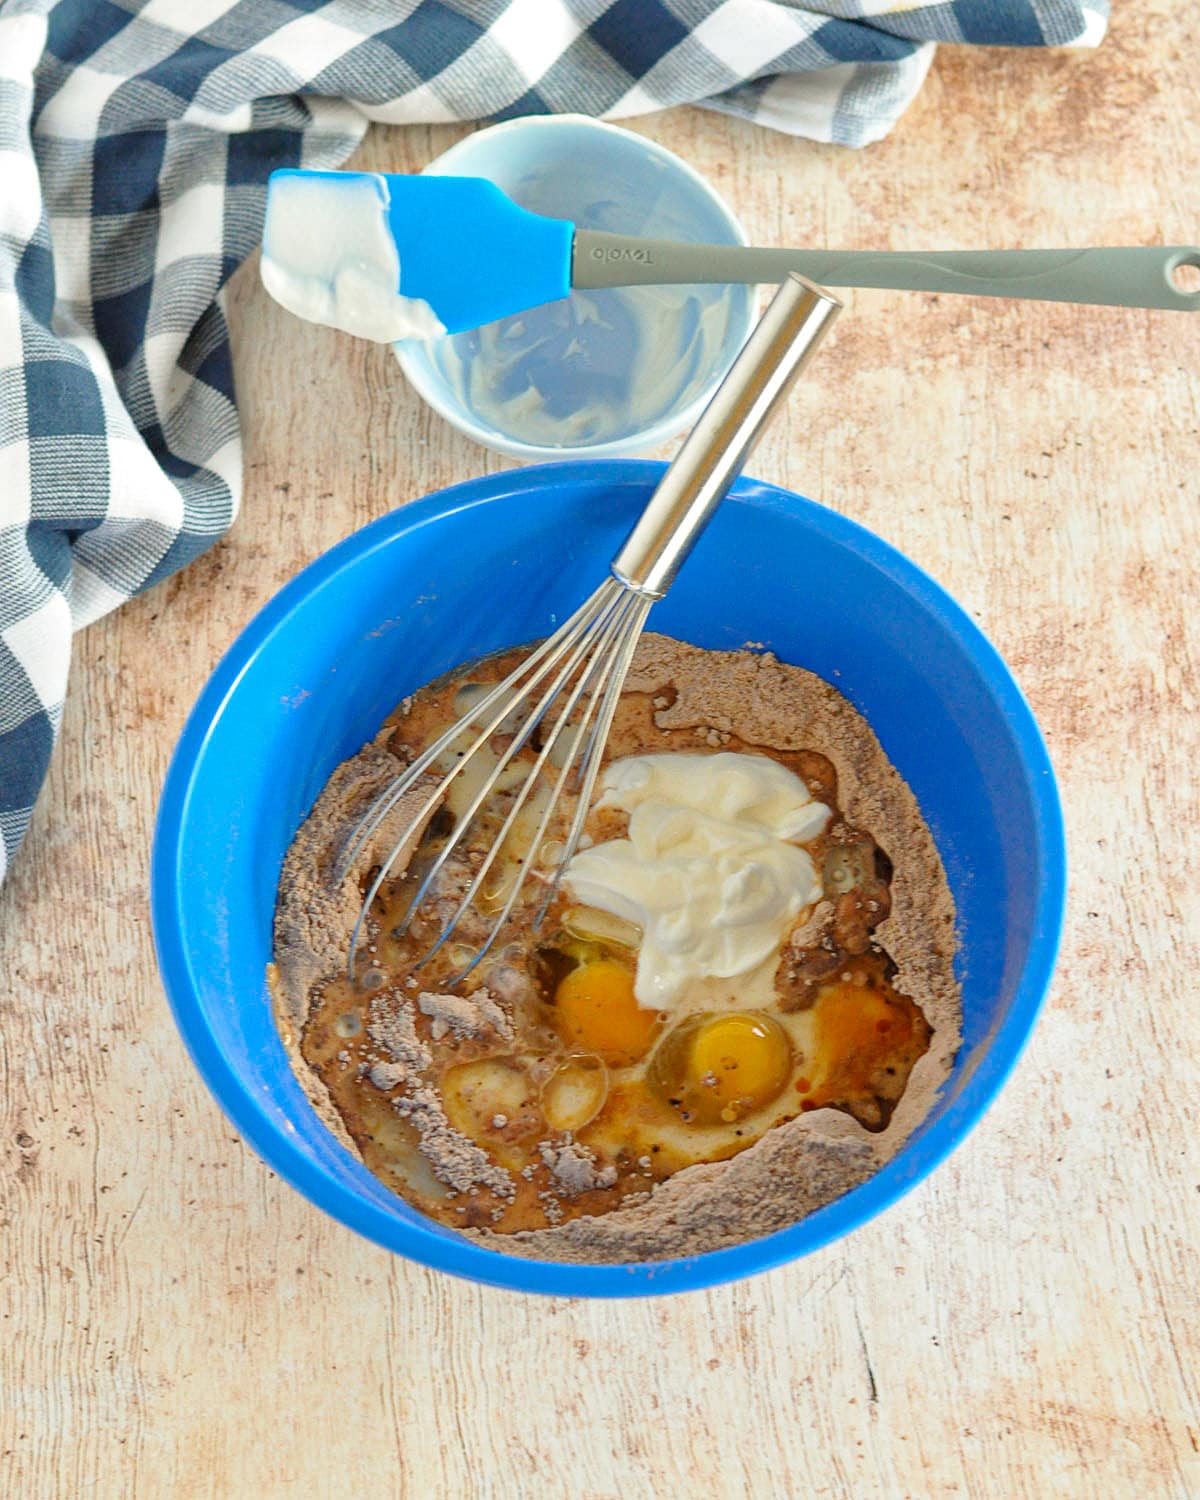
[
  {"left": 265, "top": 169, "right": 575, "bottom": 336},
  {"left": 383, "top": 174, "right": 575, "bottom": 333}
]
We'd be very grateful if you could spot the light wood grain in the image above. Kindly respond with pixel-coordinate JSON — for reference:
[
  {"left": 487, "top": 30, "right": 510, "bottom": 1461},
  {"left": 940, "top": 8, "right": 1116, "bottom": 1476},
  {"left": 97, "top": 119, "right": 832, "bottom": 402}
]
[{"left": 3, "top": 5, "right": 1198, "bottom": 1496}]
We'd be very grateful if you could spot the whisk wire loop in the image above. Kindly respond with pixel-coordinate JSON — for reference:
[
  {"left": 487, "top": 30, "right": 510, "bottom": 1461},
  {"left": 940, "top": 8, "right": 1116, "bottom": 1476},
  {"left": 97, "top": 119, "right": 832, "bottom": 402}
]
[
  {"left": 339, "top": 583, "right": 612, "bottom": 886},
  {"left": 343, "top": 584, "right": 620, "bottom": 975},
  {"left": 390, "top": 579, "right": 628, "bottom": 944},
  {"left": 436, "top": 583, "right": 652, "bottom": 986},
  {"left": 533, "top": 589, "right": 654, "bottom": 933}
]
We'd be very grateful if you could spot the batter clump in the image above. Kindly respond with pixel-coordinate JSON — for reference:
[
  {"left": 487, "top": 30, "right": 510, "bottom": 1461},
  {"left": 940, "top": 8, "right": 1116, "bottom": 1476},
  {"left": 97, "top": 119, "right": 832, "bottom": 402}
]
[{"left": 271, "top": 635, "right": 960, "bottom": 1263}]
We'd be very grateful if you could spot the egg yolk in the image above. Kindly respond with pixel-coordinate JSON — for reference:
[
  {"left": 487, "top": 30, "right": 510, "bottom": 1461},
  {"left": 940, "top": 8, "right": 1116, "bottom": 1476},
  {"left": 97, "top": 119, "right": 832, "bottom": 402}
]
[
  {"left": 802, "top": 980, "right": 922, "bottom": 1124},
  {"left": 654, "top": 1012, "right": 792, "bottom": 1124},
  {"left": 553, "top": 959, "right": 659, "bottom": 1066},
  {"left": 812, "top": 982, "right": 898, "bottom": 1060}
]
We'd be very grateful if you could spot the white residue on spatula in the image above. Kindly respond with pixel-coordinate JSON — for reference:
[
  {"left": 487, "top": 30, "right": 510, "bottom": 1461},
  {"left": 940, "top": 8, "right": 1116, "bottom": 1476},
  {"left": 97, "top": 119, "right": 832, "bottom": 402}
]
[{"left": 261, "top": 171, "right": 445, "bottom": 342}]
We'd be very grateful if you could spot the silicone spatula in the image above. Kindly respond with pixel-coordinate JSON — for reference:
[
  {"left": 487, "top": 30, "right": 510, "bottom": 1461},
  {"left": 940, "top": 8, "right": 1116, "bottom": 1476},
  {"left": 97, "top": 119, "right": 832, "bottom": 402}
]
[{"left": 266, "top": 169, "right": 1200, "bottom": 335}]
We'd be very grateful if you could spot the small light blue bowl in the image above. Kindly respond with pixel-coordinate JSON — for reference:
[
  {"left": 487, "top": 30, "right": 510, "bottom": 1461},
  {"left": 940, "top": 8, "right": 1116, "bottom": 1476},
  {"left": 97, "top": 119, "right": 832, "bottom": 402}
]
[
  {"left": 152, "top": 461, "right": 1066, "bottom": 1298},
  {"left": 395, "top": 116, "right": 755, "bottom": 460}
]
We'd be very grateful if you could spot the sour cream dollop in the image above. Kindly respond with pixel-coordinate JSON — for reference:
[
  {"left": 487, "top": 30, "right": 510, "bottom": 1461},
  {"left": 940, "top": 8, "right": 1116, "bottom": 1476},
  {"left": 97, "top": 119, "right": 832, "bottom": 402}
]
[
  {"left": 563, "top": 752, "right": 830, "bottom": 1009},
  {"left": 261, "top": 171, "right": 445, "bottom": 342}
]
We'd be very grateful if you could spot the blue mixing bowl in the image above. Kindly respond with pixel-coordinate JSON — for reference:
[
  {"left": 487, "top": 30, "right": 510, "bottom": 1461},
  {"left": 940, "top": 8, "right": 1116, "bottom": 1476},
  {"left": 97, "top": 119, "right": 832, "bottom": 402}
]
[{"left": 152, "top": 461, "right": 1066, "bottom": 1297}]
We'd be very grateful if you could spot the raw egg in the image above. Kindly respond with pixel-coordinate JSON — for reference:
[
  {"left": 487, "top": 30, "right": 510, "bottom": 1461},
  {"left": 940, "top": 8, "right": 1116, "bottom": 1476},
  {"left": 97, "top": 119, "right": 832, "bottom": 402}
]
[
  {"left": 553, "top": 958, "right": 660, "bottom": 1066},
  {"left": 801, "top": 979, "right": 928, "bottom": 1130},
  {"left": 442, "top": 1057, "right": 541, "bottom": 1145},
  {"left": 812, "top": 981, "right": 898, "bottom": 1061},
  {"left": 651, "top": 1011, "right": 792, "bottom": 1124}
]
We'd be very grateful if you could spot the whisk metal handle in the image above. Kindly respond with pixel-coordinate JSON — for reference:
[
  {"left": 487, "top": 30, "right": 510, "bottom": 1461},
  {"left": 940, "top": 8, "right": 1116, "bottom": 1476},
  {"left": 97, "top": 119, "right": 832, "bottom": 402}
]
[{"left": 611, "top": 273, "right": 842, "bottom": 599}]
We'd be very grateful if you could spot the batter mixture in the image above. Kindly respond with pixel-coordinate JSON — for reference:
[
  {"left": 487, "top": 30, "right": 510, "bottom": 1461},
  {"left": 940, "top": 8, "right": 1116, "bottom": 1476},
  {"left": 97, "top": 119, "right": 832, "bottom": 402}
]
[{"left": 272, "top": 635, "right": 960, "bottom": 1263}]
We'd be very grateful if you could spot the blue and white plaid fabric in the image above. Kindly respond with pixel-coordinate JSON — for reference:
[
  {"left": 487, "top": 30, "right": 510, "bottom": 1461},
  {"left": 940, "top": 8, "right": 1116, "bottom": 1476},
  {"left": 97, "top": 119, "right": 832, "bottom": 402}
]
[{"left": 0, "top": 0, "right": 1106, "bottom": 883}]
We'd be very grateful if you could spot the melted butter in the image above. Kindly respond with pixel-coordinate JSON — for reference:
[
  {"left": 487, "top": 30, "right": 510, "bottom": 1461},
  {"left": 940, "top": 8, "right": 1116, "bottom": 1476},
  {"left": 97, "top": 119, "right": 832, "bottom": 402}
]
[
  {"left": 427, "top": 287, "right": 736, "bottom": 449},
  {"left": 413, "top": 126, "right": 749, "bottom": 450}
]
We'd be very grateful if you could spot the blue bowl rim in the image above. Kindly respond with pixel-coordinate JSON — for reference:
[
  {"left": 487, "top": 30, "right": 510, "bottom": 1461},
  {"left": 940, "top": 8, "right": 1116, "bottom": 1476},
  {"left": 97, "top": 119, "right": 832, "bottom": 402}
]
[{"left": 151, "top": 458, "right": 1067, "bottom": 1299}]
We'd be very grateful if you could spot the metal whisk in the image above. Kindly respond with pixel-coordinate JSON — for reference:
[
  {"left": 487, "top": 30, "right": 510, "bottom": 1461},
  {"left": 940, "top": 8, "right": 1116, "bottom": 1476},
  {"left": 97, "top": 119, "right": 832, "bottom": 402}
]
[{"left": 342, "top": 273, "right": 842, "bottom": 981}]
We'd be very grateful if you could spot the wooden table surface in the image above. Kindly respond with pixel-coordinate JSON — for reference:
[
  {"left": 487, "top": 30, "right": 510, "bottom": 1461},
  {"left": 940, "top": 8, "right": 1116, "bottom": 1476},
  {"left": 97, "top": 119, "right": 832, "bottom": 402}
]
[{"left": 3, "top": 5, "right": 1197, "bottom": 1495}]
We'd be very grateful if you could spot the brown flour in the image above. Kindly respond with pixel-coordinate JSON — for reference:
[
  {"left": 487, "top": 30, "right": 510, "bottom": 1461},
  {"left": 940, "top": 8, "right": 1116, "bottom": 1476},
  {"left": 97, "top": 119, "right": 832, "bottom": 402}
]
[
  {"left": 272, "top": 634, "right": 961, "bottom": 1263},
  {"left": 417, "top": 989, "right": 513, "bottom": 1043}
]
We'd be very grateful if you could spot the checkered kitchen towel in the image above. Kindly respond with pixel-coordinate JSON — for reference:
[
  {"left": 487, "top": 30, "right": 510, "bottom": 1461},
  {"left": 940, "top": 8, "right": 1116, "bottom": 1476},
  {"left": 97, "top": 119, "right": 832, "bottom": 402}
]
[{"left": 0, "top": 0, "right": 1106, "bottom": 883}]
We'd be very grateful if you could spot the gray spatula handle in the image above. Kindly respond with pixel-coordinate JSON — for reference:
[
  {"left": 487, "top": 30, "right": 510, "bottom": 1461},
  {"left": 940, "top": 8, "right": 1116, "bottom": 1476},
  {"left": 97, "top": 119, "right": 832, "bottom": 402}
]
[{"left": 573, "top": 232, "right": 1200, "bottom": 312}]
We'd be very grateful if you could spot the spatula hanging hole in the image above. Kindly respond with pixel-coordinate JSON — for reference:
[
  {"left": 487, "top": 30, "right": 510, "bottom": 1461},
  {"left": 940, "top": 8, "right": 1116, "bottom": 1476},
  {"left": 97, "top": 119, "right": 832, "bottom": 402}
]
[{"left": 1169, "top": 255, "right": 1200, "bottom": 294}]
